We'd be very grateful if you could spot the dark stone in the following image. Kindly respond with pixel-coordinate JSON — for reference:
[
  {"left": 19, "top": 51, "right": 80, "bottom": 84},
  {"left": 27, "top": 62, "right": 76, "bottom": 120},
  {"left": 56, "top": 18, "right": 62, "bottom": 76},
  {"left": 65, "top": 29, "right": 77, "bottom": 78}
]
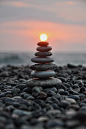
[
  {"left": 5, "top": 105, "right": 14, "bottom": 112},
  {"left": 31, "top": 57, "right": 54, "bottom": 63},
  {"left": 22, "top": 87, "right": 32, "bottom": 93},
  {"left": 67, "top": 95, "right": 80, "bottom": 101},
  {"left": 16, "top": 84, "right": 27, "bottom": 90},
  {"left": 35, "top": 51, "right": 52, "bottom": 57},
  {"left": 55, "top": 83, "right": 67, "bottom": 90},
  {"left": 58, "top": 101, "right": 70, "bottom": 109},
  {"left": 30, "top": 63, "right": 57, "bottom": 71},
  {"left": 80, "top": 87, "right": 85, "bottom": 93},
  {"left": 35, "top": 99, "right": 46, "bottom": 108},
  {"left": 13, "top": 109, "right": 32, "bottom": 116},
  {"left": 0, "top": 71, "right": 9, "bottom": 77},
  {"left": 37, "top": 46, "right": 52, "bottom": 52},
  {"left": 45, "top": 119, "right": 64, "bottom": 128},
  {"left": 72, "top": 84, "right": 79, "bottom": 89},
  {"left": 26, "top": 78, "right": 62, "bottom": 88},
  {"left": 68, "top": 104, "right": 80, "bottom": 110},
  {"left": 11, "top": 87, "right": 21, "bottom": 95},
  {"left": 44, "top": 87, "right": 57, "bottom": 93},
  {"left": 59, "top": 90, "right": 69, "bottom": 95},
  {"left": 67, "top": 64, "right": 77, "bottom": 68},
  {"left": 72, "top": 111, "right": 86, "bottom": 122},
  {"left": 45, "top": 90, "right": 56, "bottom": 97},
  {"left": 32, "top": 86, "right": 43, "bottom": 93},
  {"left": 68, "top": 89, "right": 79, "bottom": 95},
  {"left": 58, "top": 77, "right": 66, "bottom": 82},
  {"left": 31, "top": 71, "right": 56, "bottom": 79},
  {"left": 37, "top": 92, "right": 47, "bottom": 99},
  {"left": 63, "top": 83, "right": 70, "bottom": 88}
]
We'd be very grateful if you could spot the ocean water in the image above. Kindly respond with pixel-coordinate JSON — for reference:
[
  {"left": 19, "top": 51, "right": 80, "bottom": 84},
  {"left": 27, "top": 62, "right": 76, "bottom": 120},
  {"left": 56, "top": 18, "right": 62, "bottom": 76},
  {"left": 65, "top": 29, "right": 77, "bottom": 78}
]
[{"left": 0, "top": 52, "right": 86, "bottom": 66}]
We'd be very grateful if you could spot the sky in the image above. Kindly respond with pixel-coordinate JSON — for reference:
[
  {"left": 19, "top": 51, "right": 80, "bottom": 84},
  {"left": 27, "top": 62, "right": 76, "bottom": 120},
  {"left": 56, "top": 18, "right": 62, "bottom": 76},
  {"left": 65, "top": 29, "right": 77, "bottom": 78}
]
[{"left": 0, "top": 0, "right": 86, "bottom": 53}]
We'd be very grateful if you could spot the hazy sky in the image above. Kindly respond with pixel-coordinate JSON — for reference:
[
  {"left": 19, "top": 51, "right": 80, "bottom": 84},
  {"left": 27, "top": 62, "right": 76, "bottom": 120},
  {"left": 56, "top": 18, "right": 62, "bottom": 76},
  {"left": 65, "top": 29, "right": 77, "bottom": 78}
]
[{"left": 0, "top": 0, "right": 86, "bottom": 52}]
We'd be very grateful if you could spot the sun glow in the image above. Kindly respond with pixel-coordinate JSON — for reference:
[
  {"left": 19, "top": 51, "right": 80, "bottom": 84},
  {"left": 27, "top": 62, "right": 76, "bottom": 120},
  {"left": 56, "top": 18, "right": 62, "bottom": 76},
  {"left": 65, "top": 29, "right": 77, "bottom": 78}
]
[{"left": 40, "top": 34, "right": 48, "bottom": 41}]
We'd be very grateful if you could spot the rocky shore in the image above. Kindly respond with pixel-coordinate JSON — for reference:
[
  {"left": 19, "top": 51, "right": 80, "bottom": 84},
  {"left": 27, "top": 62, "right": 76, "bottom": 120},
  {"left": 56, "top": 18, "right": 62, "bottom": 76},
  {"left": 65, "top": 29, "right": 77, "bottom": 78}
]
[{"left": 0, "top": 64, "right": 86, "bottom": 129}]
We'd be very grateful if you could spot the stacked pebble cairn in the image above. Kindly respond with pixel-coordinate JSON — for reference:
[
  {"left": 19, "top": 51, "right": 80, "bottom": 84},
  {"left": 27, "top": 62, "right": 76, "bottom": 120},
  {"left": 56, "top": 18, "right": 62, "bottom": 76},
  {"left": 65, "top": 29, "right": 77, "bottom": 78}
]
[{"left": 27, "top": 41, "right": 62, "bottom": 88}]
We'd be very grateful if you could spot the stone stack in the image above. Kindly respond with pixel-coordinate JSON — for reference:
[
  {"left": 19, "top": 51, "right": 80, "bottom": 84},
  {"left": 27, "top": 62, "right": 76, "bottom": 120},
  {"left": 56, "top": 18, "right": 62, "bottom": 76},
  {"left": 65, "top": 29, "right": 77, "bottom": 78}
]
[{"left": 26, "top": 42, "right": 62, "bottom": 88}]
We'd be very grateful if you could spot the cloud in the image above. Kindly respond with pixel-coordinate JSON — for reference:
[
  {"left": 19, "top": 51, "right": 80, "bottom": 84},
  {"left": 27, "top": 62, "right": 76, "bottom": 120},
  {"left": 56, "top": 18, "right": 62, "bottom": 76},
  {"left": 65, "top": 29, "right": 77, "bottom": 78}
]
[
  {"left": 1, "top": 1, "right": 28, "bottom": 7},
  {"left": 0, "top": 0, "right": 86, "bottom": 25}
]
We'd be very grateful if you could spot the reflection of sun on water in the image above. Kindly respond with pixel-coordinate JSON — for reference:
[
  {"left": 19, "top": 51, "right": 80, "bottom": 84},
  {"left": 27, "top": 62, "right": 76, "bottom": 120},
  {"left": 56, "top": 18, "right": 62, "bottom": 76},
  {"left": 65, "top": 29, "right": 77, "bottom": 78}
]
[{"left": 40, "top": 34, "right": 48, "bottom": 41}]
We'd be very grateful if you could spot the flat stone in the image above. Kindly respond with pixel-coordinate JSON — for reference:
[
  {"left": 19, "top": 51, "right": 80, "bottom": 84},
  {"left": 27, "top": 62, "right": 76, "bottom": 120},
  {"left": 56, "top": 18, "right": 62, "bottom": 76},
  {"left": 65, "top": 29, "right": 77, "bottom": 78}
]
[
  {"left": 46, "top": 110, "right": 61, "bottom": 115},
  {"left": 26, "top": 77, "right": 62, "bottom": 88},
  {"left": 37, "top": 46, "right": 52, "bottom": 52},
  {"left": 0, "top": 71, "right": 9, "bottom": 77},
  {"left": 35, "top": 51, "right": 52, "bottom": 57},
  {"left": 13, "top": 109, "right": 32, "bottom": 116},
  {"left": 31, "top": 71, "right": 56, "bottom": 79},
  {"left": 37, "top": 92, "right": 47, "bottom": 99},
  {"left": 30, "top": 63, "right": 57, "bottom": 70},
  {"left": 31, "top": 57, "right": 54, "bottom": 63},
  {"left": 16, "top": 84, "right": 27, "bottom": 90},
  {"left": 45, "top": 119, "right": 64, "bottom": 128},
  {"left": 37, "top": 42, "right": 49, "bottom": 46},
  {"left": 65, "top": 98, "right": 76, "bottom": 104},
  {"left": 32, "top": 86, "right": 43, "bottom": 93},
  {"left": 38, "top": 116, "right": 49, "bottom": 122},
  {"left": 58, "top": 101, "right": 70, "bottom": 109}
]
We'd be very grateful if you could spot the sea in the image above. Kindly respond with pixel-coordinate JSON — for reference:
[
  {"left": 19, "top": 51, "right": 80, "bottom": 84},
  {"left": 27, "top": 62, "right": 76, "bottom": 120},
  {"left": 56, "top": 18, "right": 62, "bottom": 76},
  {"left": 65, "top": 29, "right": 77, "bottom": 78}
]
[{"left": 0, "top": 52, "right": 86, "bottom": 66}]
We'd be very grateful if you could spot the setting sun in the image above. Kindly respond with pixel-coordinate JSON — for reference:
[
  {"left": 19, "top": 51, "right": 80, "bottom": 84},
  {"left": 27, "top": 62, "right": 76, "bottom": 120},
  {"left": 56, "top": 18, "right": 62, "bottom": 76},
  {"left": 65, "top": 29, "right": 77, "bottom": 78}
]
[{"left": 40, "top": 34, "right": 48, "bottom": 41}]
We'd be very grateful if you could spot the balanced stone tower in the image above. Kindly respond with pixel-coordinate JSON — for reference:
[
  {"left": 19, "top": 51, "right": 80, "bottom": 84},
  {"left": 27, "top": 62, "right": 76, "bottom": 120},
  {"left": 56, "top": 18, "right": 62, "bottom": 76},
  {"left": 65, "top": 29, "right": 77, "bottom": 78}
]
[{"left": 26, "top": 42, "right": 62, "bottom": 88}]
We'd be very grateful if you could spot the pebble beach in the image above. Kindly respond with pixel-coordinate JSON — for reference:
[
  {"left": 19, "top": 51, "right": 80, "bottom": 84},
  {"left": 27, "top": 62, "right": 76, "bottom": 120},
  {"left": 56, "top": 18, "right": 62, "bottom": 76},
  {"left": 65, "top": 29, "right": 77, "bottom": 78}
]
[
  {"left": 0, "top": 64, "right": 86, "bottom": 129},
  {"left": 0, "top": 0, "right": 86, "bottom": 128}
]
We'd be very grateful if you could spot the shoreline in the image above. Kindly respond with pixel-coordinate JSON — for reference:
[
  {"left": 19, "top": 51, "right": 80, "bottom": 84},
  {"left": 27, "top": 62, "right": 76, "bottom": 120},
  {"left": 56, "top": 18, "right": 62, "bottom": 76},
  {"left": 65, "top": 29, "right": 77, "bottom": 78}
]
[{"left": 0, "top": 64, "right": 86, "bottom": 128}]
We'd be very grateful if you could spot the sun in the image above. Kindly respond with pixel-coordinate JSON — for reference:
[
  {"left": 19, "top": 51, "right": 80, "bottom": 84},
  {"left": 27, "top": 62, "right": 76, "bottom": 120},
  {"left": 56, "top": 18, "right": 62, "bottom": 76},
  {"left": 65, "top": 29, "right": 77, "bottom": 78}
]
[{"left": 40, "top": 34, "right": 48, "bottom": 41}]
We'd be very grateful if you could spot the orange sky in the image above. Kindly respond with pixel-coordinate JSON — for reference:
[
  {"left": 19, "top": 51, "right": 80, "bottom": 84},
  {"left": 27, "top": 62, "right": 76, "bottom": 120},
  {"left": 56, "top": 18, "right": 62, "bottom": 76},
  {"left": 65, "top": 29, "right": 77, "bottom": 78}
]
[{"left": 0, "top": 0, "right": 86, "bottom": 52}]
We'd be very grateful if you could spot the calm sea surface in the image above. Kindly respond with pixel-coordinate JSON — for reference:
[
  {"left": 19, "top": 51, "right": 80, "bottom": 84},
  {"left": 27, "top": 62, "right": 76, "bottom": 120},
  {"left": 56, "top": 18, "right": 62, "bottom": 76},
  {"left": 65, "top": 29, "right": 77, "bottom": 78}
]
[{"left": 0, "top": 52, "right": 86, "bottom": 66}]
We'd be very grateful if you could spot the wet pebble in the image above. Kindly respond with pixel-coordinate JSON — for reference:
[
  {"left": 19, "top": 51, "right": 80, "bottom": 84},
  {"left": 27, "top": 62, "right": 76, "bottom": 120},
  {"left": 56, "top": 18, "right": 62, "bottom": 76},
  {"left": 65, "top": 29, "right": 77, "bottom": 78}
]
[{"left": 16, "top": 84, "right": 27, "bottom": 90}]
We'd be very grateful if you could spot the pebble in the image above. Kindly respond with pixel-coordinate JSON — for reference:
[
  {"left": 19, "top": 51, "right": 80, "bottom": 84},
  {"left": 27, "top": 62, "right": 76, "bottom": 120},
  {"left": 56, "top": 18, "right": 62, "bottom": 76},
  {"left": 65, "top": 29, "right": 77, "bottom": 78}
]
[
  {"left": 22, "top": 87, "right": 32, "bottom": 93},
  {"left": 58, "top": 101, "right": 70, "bottom": 109},
  {"left": 16, "top": 84, "right": 27, "bottom": 90},
  {"left": 11, "top": 87, "right": 21, "bottom": 95},
  {"left": 45, "top": 90, "right": 56, "bottom": 96},
  {"left": 66, "top": 120, "right": 80, "bottom": 128},
  {"left": 30, "top": 63, "right": 57, "bottom": 71},
  {"left": 58, "top": 90, "right": 69, "bottom": 95},
  {"left": 44, "top": 87, "right": 57, "bottom": 93},
  {"left": 0, "top": 71, "right": 9, "bottom": 77},
  {"left": 35, "top": 51, "right": 52, "bottom": 57},
  {"left": 38, "top": 116, "right": 49, "bottom": 122},
  {"left": 31, "top": 57, "right": 54, "bottom": 63},
  {"left": 46, "top": 110, "right": 61, "bottom": 116},
  {"left": 72, "top": 111, "right": 86, "bottom": 122},
  {"left": 37, "top": 92, "right": 47, "bottom": 99},
  {"left": 65, "top": 98, "right": 76, "bottom": 104},
  {"left": 31, "top": 70, "right": 56, "bottom": 78},
  {"left": 37, "top": 41, "right": 49, "bottom": 46},
  {"left": 13, "top": 109, "right": 32, "bottom": 116},
  {"left": 45, "top": 119, "right": 64, "bottom": 128},
  {"left": 68, "top": 104, "right": 80, "bottom": 110},
  {"left": 56, "top": 84, "right": 66, "bottom": 90},
  {"left": 37, "top": 46, "right": 52, "bottom": 52},
  {"left": 67, "top": 95, "right": 80, "bottom": 101},
  {"left": 32, "top": 86, "right": 43, "bottom": 93},
  {"left": 26, "top": 78, "right": 62, "bottom": 88}
]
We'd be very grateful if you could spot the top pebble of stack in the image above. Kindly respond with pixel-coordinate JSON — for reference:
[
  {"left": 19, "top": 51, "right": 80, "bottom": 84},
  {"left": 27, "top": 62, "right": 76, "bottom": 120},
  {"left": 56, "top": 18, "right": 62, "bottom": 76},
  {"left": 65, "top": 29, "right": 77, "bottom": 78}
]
[{"left": 37, "top": 42, "right": 49, "bottom": 46}]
